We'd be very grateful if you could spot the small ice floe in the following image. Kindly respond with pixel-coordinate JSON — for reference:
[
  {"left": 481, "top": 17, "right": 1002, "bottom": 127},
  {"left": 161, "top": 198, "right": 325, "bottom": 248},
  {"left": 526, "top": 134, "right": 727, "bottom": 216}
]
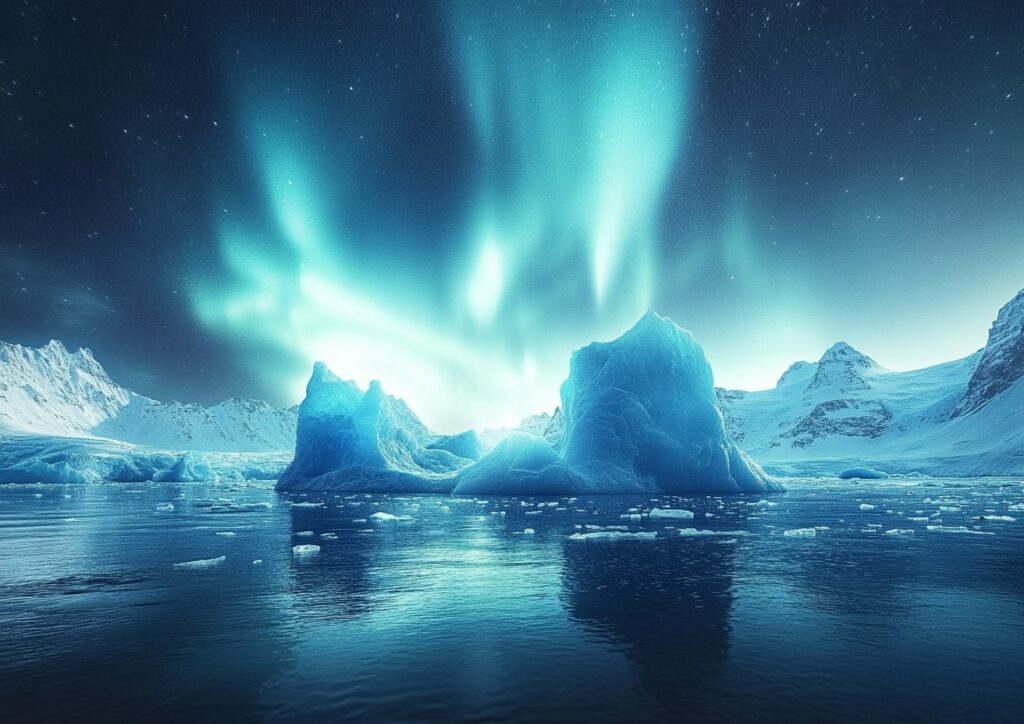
[
  {"left": 754, "top": 500, "right": 778, "bottom": 508},
  {"left": 192, "top": 498, "right": 232, "bottom": 508},
  {"left": 858, "top": 504, "right": 876, "bottom": 511},
  {"left": 926, "top": 525, "right": 994, "bottom": 536},
  {"left": 155, "top": 502, "right": 175, "bottom": 513},
  {"left": 320, "top": 532, "right": 338, "bottom": 540},
  {"left": 619, "top": 513, "right": 642, "bottom": 523},
  {"left": 522, "top": 528, "right": 536, "bottom": 535},
  {"left": 292, "top": 544, "right": 321, "bottom": 555},
  {"left": 252, "top": 559, "right": 263, "bottom": 565},
  {"left": 976, "top": 515, "right": 1015, "bottom": 523},
  {"left": 568, "top": 531, "right": 658, "bottom": 542},
  {"left": 907, "top": 517, "right": 929, "bottom": 523},
  {"left": 208, "top": 501, "right": 272, "bottom": 514},
  {"left": 215, "top": 531, "right": 237, "bottom": 537},
  {"left": 290, "top": 501, "right": 324, "bottom": 509},
  {"left": 884, "top": 529, "right": 915, "bottom": 536},
  {"left": 782, "top": 528, "right": 818, "bottom": 538},
  {"left": 1008, "top": 503, "right": 1024, "bottom": 511},
  {"left": 649, "top": 508, "right": 694, "bottom": 520},
  {"left": 352, "top": 518, "right": 367, "bottom": 523},
  {"left": 939, "top": 506, "right": 961, "bottom": 512},
  {"left": 295, "top": 530, "right": 315, "bottom": 537},
  {"left": 672, "top": 528, "right": 748, "bottom": 538},
  {"left": 369, "top": 512, "right": 413, "bottom": 523},
  {"left": 173, "top": 556, "right": 226, "bottom": 570}
]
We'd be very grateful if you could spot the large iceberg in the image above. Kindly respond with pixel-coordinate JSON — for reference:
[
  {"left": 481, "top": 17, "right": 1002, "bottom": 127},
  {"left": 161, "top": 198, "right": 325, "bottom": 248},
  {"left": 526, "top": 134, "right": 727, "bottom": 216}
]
[
  {"left": 452, "top": 311, "right": 780, "bottom": 494},
  {"left": 275, "top": 364, "right": 473, "bottom": 492},
  {"left": 278, "top": 312, "right": 779, "bottom": 495}
]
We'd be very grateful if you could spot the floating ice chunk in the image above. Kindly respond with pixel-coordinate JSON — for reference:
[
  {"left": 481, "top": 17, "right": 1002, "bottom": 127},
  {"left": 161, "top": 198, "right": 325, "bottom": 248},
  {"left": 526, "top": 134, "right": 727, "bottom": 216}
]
[
  {"left": 252, "top": 559, "right": 263, "bottom": 565},
  {"left": 619, "top": 514, "right": 642, "bottom": 523},
  {"left": 369, "top": 511, "right": 413, "bottom": 523},
  {"left": 292, "top": 544, "right": 321, "bottom": 555},
  {"left": 907, "top": 517, "right": 929, "bottom": 522},
  {"left": 858, "top": 504, "right": 876, "bottom": 511},
  {"left": 672, "top": 528, "right": 749, "bottom": 538},
  {"left": 568, "top": 531, "right": 658, "bottom": 541},
  {"left": 522, "top": 528, "right": 536, "bottom": 535},
  {"left": 320, "top": 532, "right": 338, "bottom": 540},
  {"left": 215, "top": 531, "right": 236, "bottom": 537},
  {"left": 155, "top": 502, "right": 175, "bottom": 513},
  {"left": 976, "top": 515, "right": 1015, "bottom": 522},
  {"left": 939, "top": 506, "right": 961, "bottom": 512},
  {"left": 926, "top": 525, "right": 994, "bottom": 536},
  {"left": 782, "top": 528, "right": 818, "bottom": 538},
  {"left": 1009, "top": 503, "right": 1024, "bottom": 511},
  {"left": 290, "top": 501, "right": 324, "bottom": 509},
  {"left": 884, "top": 529, "right": 915, "bottom": 536},
  {"left": 173, "top": 555, "right": 226, "bottom": 570},
  {"left": 295, "top": 530, "right": 315, "bottom": 537},
  {"left": 754, "top": 500, "right": 778, "bottom": 508},
  {"left": 649, "top": 508, "right": 694, "bottom": 520}
]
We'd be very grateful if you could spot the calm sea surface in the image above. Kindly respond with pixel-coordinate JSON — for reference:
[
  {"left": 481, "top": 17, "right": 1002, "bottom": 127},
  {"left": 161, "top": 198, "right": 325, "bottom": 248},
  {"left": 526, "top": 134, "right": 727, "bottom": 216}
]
[{"left": 2, "top": 477, "right": 1023, "bottom": 722}]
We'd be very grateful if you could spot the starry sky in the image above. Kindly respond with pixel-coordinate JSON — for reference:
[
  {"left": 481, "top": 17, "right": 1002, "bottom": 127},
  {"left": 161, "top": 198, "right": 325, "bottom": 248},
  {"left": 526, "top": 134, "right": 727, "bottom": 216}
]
[{"left": 1, "top": 1, "right": 1022, "bottom": 432}]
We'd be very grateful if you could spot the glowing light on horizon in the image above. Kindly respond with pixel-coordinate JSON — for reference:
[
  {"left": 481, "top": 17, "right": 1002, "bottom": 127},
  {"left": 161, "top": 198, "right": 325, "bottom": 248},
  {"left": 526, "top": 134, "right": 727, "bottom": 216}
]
[{"left": 189, "top": 2, "right": 699, "bottom": 432}]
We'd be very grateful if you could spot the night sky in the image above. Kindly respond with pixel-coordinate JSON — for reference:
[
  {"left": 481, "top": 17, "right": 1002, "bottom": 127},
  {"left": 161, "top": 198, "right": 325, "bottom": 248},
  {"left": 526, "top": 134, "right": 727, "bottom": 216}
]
[{"left": 1, "top": 1, "right": 1022, "bottom": 432}]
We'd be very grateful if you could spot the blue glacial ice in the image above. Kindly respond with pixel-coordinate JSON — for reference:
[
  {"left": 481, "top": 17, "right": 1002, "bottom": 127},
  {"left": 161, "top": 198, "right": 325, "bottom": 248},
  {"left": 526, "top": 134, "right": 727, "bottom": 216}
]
[
  {"left": 275, "top": 364, "right": 475, "bottom": 492},
  {"left": 277, "top": 311, "right": 780, "bottom": 495}
]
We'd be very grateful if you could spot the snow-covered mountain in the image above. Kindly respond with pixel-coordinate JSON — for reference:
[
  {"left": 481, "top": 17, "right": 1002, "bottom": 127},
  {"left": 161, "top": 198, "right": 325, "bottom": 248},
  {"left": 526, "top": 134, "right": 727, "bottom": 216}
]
[
  {"left": 0, "top": 339, "right": 296, "bottom": 452},
  {"left": 950, "top": 288, "right": 1024, "bottom": 417},
  {"left": 716, "top": 287, "right": 1024, "bottom": 476}
]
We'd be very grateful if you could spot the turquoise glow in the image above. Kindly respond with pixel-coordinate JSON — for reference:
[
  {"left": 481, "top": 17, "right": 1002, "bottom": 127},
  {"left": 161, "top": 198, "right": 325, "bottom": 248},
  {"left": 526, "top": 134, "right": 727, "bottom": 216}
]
[{"left": 189, "top": 3, "right": 698, "bottom": 432}]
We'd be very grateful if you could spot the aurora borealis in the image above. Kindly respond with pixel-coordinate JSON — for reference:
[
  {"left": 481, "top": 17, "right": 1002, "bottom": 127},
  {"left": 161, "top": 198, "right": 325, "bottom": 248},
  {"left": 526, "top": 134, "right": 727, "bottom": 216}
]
[{"left": 2, "top": 1, "right": 1023, "bottom": 432}]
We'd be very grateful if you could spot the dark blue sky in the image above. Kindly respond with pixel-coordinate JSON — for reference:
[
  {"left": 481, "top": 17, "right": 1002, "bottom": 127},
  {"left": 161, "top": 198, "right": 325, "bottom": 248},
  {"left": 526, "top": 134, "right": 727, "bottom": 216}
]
[{"left": 1, "top": 1, "right": 1022, "bottom": 431}]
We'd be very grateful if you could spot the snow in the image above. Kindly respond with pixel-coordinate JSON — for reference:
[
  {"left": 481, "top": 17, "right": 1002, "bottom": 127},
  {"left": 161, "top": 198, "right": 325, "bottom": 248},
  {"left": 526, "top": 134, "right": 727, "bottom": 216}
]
[
  {"left": 716, "top": 286, "right": 1024, "bottom": 477},
  {"left": 172, "top": 556, "right": 226, "bottom": 570},
  {"left": 0, "top": 339, "right": 296, "bottom": 452}
]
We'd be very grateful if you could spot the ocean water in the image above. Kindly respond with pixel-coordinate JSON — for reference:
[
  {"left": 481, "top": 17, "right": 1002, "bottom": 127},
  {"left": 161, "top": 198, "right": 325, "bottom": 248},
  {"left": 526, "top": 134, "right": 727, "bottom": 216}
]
[{"left": 2, "top": 477, "right": 1024, "bottom": 722}]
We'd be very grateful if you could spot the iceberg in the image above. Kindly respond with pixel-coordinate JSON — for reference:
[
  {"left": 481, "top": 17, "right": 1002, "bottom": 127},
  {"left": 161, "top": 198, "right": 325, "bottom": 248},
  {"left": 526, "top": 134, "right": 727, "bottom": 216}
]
[
  {"left": 452, "top": 311, "right": 780, "bottom": 495},
  {"left": 839, "top": 467, "right": 888, "bottom": 480},
  {"left": 172, "top": 556, "right": 226, "bottom": 570},
  {"left": 276, "top": 312, "right": 780, "bottom": 495},
  {"left": 275, "top": 366, "right": 474, "bottom": 492},
  {"left": 649, "top": 508, "right": 695, "bottom": 520}
]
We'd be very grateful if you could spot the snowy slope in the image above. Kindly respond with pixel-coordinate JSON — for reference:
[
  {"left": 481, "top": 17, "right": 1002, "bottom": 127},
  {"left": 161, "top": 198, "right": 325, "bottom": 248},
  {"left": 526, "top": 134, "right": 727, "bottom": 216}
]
[
  {"left": 0, "top": 339, "right": 296, "bottom": 452},
  {"left": 717, "top": 287, "right": 1024, "bottom": 476}
]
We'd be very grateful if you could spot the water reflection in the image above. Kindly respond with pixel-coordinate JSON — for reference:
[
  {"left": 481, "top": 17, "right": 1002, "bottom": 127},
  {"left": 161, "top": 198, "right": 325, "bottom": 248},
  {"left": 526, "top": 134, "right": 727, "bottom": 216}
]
[{"left": 560, "top": 522, "right": 746, "bottom": 709}]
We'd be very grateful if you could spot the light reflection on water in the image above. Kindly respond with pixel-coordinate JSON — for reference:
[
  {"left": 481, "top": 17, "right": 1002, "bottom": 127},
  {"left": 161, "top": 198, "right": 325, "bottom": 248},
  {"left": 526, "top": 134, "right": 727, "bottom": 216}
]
[{"left": 1, "top": 478, "right": 1024, "bottom": 722}]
